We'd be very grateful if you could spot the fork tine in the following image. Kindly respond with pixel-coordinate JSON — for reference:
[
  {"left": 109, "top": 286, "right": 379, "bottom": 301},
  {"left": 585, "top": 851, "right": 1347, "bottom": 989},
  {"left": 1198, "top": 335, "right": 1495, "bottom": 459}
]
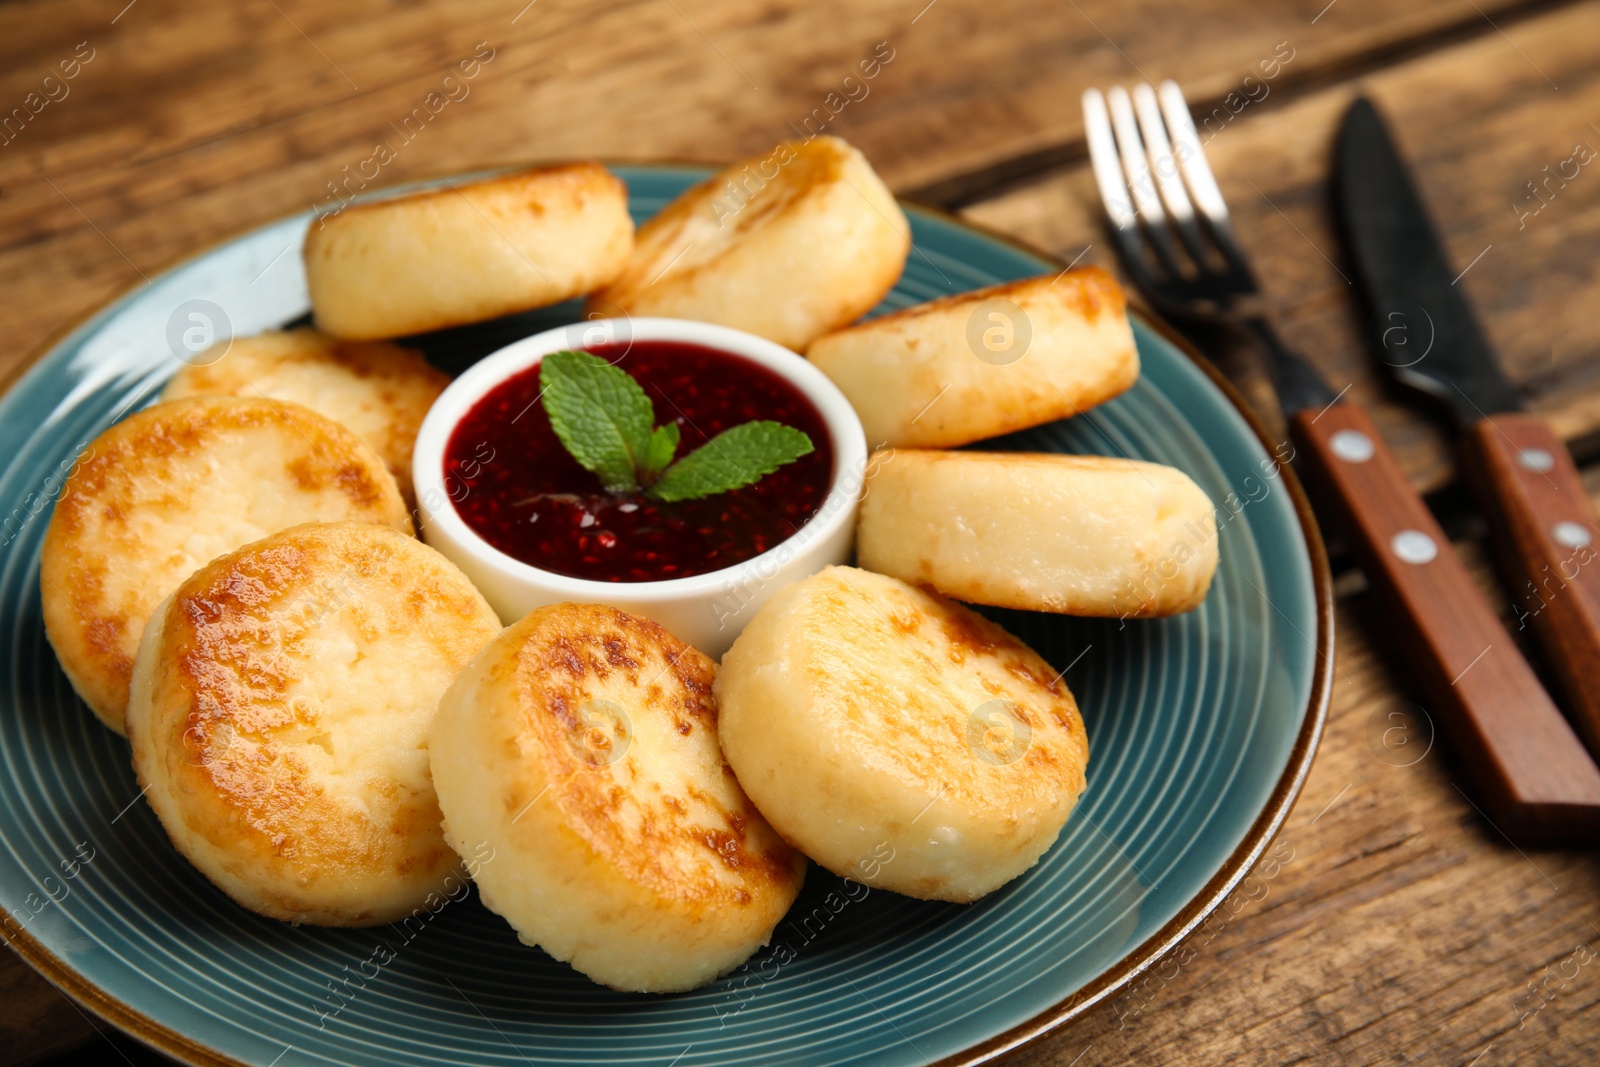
[
  {"left": 1083, "top": 88, "right": 1138, "bottom": 232},
  {"left": 1155, "top": 80, "right": 1254, "bottom": 277},
  {"left": 1155, "top": 81, "right": 1228, "bottom": 222},
  {"left": 1105, "top": 87, "right": 1166, "bottom": 227},
  {"left": 1084, "top": 88, "right": 1169, "bottom": 295},
  {"left": 1130, "top": 83, "right": 1209, "bottom": 266},
  {"left": 1105, "top": 86, "right": 1186, "bottom": 278}
]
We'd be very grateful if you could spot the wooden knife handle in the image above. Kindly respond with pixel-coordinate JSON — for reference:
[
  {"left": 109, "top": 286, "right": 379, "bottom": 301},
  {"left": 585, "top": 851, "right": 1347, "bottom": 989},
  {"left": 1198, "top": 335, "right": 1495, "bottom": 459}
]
[
  {"left": 1463, "top": 412, "right": 1600, "bottom": 759},
  {"left": 1290, "top": 403, "right": 1600, "bottom": 845}
]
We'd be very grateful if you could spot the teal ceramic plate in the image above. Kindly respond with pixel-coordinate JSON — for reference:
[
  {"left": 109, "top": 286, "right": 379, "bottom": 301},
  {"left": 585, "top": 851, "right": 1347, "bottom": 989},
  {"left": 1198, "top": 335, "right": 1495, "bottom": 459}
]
[{"left": 0, "top": 166, "right": 1331, "bottom": 1066}]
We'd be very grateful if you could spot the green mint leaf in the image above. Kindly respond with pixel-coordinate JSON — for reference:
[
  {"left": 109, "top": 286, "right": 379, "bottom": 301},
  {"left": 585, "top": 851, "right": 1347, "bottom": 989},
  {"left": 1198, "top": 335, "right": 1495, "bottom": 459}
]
[
  {"left": 647, "top": 421, "right": 814, "bottom": 502},
  {"left": 539, "top": 350, "right": 655, "bottom": 493},
  {"left": 641, "top": 422, "right": 680, "bottom": 478}
]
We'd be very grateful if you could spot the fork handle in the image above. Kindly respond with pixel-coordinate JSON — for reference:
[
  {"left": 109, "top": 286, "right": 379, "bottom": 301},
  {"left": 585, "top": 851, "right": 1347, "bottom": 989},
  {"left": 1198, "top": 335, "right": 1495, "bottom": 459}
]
[
  {"left": 1290, "top": 402, "right": 1600, "bottom": 844},
  {"left": 1462, "top": 413, "right": 1600, "bottom": 761}
]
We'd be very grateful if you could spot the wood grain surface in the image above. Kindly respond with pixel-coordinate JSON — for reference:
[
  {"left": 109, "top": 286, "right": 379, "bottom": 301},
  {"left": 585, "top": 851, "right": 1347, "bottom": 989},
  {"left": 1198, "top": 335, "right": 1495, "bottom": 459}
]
[{"left": 3, "top": 1, "right": 1600, "bottom": 1065}]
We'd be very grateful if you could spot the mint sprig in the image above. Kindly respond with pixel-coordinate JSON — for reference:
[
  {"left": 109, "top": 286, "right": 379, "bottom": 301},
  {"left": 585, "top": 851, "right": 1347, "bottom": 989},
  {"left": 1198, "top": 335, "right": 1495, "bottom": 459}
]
[
  {"left": 540, "top": 350, "right": 654, "bottom": 492},
  {"left": 641, "top": 421, "right": 680, "bottom": 479},
  {"left": 649, "top": 421, "right": 814, "bottom": 502},
  {"left": 538, "top": 350, "right": 814, "bottom": 502}
]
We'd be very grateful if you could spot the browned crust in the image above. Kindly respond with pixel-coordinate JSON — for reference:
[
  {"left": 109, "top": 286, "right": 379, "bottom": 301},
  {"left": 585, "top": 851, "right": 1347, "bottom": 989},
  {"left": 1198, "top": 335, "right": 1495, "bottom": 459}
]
[
  {"left": 793, "top": 568, "right": 1088, "bottom": 822},
  {"left": 136, "top": 522, "right": 497, "bottom": 925},
  {"left": 508, "top": 604, "right": 804, "bottom": 909},
  {"left": 161, "top": 330, "right": 450, "bottom": 489},
  {"left": 39, "top": 396, "right": 410, "bottom": 730},
  {"left": 592, "top": 136, "right": 887, "bottom": 312},
  {"left": 808, "top": 265, "right": 1126, "bottom": 344}
]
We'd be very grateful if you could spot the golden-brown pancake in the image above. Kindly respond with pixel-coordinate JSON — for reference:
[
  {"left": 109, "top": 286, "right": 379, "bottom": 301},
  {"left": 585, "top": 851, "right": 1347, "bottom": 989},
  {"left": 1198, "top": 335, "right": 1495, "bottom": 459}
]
[
  {"left": 304, "top": 162, "right": 633, "bottom": 339},
  {"left": 430, "top": 603, "right": 805, "bottom": 992},
  {"left": 716, "top": 566, "right": 1089, "bottom": 902},
  {"left": 125, "top": 522, "right": 502, "bottom": 926},
  {"left": 857, "top": 449, "right": 1218, "bottom": 617},
  {"left": 589, "top": 136, "right": 908, "bottom": 350},
  {"left": 40, "top": 396, "right": 410, "bottom": 733},
  {"left": 807, "top": 268, "right": 1138, "bottom": 448},
  {"left": 162, "top": 327, "right": 448, "bottom": 500}
]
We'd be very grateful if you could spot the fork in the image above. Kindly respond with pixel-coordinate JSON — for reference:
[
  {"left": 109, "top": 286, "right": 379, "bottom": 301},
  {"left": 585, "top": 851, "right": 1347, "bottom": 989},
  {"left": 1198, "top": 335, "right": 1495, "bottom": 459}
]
[
  {"left": 1084, "top": 83, "right": 1334, "bottom": 414},
  {"left": 1083, "top": 82, "right": 1600, "bottom": 845}
]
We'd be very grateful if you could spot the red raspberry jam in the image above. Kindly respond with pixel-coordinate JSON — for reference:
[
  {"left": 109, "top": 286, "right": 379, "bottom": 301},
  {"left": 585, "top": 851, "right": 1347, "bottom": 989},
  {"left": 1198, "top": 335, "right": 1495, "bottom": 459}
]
[{"left": 443, "top": 340, "right": 835, "bottom": 583}]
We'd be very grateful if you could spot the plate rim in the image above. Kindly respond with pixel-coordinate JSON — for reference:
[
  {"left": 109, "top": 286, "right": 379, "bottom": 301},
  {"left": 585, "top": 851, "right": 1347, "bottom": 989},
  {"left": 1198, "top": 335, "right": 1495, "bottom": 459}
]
[
  {"left": 908, "top": 202, "right": 1334, "bottom": 1065},
  {"left": 0, "top": 164, "right": 1334, "bottom": 1067}
]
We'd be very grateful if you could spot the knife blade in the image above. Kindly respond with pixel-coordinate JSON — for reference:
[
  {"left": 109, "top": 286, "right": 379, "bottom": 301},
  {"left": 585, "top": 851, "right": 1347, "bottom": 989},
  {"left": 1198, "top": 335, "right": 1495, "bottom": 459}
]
[
  {"left": 1335, "top": 99, "right": 1524, "bottom": 421},
  {"left": 1335, "top": 96, "right": 1600, "bottom": 768}
]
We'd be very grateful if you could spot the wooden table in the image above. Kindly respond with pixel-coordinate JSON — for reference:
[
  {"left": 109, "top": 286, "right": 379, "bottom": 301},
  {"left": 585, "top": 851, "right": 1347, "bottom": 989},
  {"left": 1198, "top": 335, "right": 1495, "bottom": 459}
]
[{"left": 3, "top": 0, "right": 1599, "bottom": 1063}]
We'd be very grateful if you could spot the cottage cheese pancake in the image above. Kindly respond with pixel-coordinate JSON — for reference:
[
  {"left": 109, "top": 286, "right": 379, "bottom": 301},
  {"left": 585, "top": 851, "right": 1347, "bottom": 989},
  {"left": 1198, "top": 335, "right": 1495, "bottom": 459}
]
[{"left": 125, "top": 522, "right": 501, "bottom": 926}]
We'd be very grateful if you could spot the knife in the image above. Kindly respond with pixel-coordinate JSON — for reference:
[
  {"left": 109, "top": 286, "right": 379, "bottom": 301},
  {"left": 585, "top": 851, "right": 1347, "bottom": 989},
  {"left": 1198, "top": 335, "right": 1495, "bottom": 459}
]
[
  {"left": 1084, "top": 82, "right": 1600, "bottom": 845},
  {"left": 1335, "top": 97, "right": 1600, "bottom": 771}
]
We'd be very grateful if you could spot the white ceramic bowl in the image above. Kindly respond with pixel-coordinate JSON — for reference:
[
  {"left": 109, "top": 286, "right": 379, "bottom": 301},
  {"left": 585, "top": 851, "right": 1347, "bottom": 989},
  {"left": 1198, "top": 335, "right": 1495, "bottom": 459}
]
[{"left": 412, "top": 317, "right": 868, "bottom": 658}]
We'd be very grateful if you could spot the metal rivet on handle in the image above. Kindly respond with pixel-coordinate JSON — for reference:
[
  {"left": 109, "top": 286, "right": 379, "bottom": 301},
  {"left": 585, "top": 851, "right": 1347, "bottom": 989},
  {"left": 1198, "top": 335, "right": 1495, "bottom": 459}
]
[
  {"left": 1330, "top": 429, "right": 1374, "bottom": 463},
  {"left": 1391, "top": 530, "right": 1438, "bottom": 564},
  {"left": 1553, "top": 522, "right": 1592, "bottom": 549},
  {"left": 1518, "top": 448, "right": 1555, "bottom": 472}
]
